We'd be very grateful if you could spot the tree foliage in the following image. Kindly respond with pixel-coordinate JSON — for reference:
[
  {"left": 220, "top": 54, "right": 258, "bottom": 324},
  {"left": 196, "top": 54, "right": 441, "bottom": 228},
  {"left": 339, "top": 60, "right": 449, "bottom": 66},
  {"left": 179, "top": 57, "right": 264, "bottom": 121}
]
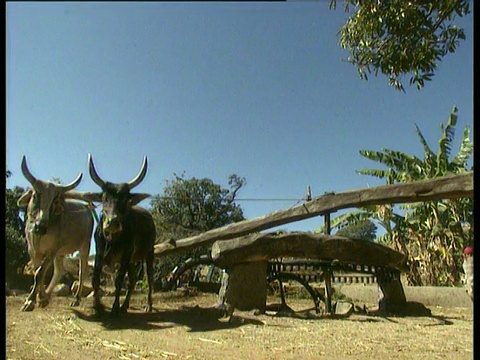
[
  {"left": 149, "top": 173, "right": 246, "bottom": 289},
  {"left": 5, "top": 171, "right": 30, "bottom": 289},
  {"left": 335, "top": 219, "right": 377, "bottom": 242},
  {"left": 151, "top": 173, "right": 246, "bottom": 241},
  {"left": 331, "top": 0, "right": 470, "bottom": 92}
]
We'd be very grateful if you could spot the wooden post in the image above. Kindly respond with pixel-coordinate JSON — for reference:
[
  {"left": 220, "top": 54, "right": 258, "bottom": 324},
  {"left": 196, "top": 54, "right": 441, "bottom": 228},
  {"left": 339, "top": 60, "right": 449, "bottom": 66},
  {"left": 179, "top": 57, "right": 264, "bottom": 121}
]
[
  {"left": 217, "top": 270, "right": 228, "bottom": 307},
  {"left": 324, "top": 268, "right": 333, "bottom": 314},
  {"left": 377, "top": 270, "right": 407, "bottom": 314},
  {"left": 278, "top": 278, "right": 287, "bottom": 309},
  {"left": 324, "top": 212, "right": 331, "bottom": 235},
  {"left": 324, "top": 213, "right": 333, "bottom": 314},
  {"left": 224, "top": 261, "right": 268, "bottom": 314}
]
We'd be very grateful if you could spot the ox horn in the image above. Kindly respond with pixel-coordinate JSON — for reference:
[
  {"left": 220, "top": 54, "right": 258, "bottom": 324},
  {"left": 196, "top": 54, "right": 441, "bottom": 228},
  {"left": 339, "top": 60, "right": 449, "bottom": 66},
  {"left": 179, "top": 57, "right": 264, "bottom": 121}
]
[
  {"left": 21, "top": 156, "right": 38, "bottom": 186},
  {"left": 60, "top": 172, "right": 83, "bottom": 192},
  {"left": 127, "top": 156, "right": 148, "bottom": 190},
  {"left": 88, "top": 153, "right": 106, "bottom": 188}
]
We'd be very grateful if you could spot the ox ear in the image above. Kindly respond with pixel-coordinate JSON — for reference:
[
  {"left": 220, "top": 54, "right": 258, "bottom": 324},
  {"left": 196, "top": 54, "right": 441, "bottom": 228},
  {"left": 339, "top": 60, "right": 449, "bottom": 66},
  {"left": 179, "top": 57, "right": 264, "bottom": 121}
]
[
  {"left": 64, "top": 190, "right": 103, "bottom": 203},
  {"left": 52, "top": 196, "right": 65, "bottom": 215},
  {"left": 128, "top": 193, "right": 151, "bottom": 206},
  {"left": 17, "top": 189, "right": 33, "bottom": 208}
]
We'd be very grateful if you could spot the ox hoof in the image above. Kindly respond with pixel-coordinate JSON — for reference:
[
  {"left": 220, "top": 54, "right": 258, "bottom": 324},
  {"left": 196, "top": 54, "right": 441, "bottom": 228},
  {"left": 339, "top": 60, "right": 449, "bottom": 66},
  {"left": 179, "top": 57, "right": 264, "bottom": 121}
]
[
  {"left": 119, "top": 306, "right": 129, "bottom": 315},
  {"left": 110, "top": 306, "right": 123, "bottom": 317},
  {"left": 94, "top": 302, "right": 106, "bottom": 317},
  {"left": 21, "top": 300, "right": 35, "bottom": 312},
  {"left": 38, "top": 299, "right": 50, "bottom": 308}
]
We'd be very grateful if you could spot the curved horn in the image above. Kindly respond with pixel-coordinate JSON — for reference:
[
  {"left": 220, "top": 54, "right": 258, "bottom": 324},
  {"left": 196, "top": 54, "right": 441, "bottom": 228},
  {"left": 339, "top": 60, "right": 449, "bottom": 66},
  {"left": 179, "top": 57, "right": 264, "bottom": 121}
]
[
  {"left": 127, "top": 156, "right": 148, "bottom": 190},
  {"left": 21, "top": 156, "right": 38, "bottom": 186},
  {"left": 61, "top": 172, "right": 83, "bottom": 192},
  {"left": 88, "top": 153, "right": 106, "bottom": 188}
]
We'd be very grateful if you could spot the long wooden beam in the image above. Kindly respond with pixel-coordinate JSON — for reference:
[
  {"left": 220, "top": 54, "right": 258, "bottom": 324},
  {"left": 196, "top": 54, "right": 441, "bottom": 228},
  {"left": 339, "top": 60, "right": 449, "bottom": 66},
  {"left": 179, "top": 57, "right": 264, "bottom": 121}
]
[
  {"left": 154, "top": 172, "right": 473, "bottom": 257},
  {"left": 211, "top": 232, "right": 409, "bottom": 271}
]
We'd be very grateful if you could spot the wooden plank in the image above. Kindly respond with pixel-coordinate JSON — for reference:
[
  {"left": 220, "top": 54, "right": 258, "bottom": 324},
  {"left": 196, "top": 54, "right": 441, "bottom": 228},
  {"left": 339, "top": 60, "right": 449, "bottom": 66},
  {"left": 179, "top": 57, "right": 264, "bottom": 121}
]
[
  {"left": 154, "top": 172, "right": 473, "bottom": 257},
  {"left": 210, "top": 232, "right": 408, "bottom": 271}
]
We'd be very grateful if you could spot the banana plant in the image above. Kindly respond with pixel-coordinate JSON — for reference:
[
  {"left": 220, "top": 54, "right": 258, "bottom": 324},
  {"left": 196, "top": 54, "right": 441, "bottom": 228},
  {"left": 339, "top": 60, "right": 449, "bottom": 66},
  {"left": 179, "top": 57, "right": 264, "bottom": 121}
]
[{"left": 317, "top": 106, "right": 473, "bottom": 285}]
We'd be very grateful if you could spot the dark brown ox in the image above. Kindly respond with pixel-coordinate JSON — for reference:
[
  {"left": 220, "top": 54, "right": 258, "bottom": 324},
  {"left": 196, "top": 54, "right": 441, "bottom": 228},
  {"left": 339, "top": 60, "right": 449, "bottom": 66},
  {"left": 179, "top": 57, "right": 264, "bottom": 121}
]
[
  {"left": 73, "top": 154, "right": 156, "bottom": 316},
  {"left": 17, "top": 156, "right": 94, "bottom": 311}
]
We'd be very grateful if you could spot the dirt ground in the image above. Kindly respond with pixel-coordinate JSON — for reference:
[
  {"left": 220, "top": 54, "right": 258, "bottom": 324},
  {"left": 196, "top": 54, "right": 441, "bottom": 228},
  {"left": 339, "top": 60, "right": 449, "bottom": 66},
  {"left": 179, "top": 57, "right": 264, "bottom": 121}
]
[{"left": 6, "top": 287, "right": 473, "bottom": 360}]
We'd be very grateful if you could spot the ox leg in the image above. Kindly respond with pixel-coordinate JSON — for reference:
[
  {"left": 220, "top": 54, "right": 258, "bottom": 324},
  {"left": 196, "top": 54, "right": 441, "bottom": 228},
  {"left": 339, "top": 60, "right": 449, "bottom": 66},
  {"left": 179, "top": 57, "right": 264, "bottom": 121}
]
[
  {"left": 45, "top": 255, "right": 66, "bottom": 303},
  {"left": 21, "top": 264, "right": 43, "bottom": 311},
  {"left": 120, "top": 262, "right": 138, "bottom": 313},
  {"left": 92, "top": 255, "right": 105, "bottom": 316},
  {"left": 145, "top": 253, "right": 154, "bottom": 313},
  {"left": 37, "top": 258, "right": 54, "bottom": 308},
  {"left": 21, "top": 257, "right": 53, "bottom": 311},
  {"left": 71, "top": 250, "right": 88, "bottom": 307},
  {"left": 111, "top": 265, "right": 128, "bottom": 316}
]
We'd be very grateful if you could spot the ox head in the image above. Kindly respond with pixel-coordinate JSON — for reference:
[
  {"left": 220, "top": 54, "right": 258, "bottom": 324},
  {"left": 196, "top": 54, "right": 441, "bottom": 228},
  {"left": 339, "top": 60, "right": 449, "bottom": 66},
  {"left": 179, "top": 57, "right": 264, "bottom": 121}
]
[
  {"left": 79, "top": 154, "right": 151, "bottom": 239},
  {"left": 17, "top": 156, "right": 83, "bottom": 235}
]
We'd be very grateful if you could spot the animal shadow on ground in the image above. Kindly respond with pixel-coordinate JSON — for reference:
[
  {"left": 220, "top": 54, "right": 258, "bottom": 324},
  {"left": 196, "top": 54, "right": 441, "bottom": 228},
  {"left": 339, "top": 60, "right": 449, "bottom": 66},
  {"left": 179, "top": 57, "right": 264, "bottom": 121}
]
[
  {"left": 70, "top": 305, "right": 265, "bottom": 332},
  {"left": 365, "top": 301, "right": 455, "bottom": 326}
]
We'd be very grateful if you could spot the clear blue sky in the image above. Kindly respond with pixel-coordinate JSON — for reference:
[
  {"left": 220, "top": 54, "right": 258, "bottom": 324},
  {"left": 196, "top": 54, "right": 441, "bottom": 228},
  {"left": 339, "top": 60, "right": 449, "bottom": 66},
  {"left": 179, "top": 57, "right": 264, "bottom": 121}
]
[{"left": 6, "top": 2, "right": 474, "bottom": 238}]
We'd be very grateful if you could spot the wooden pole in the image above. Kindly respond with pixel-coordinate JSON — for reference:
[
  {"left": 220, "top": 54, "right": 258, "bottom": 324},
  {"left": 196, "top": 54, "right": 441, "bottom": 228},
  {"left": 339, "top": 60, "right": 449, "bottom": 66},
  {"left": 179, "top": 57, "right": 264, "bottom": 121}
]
[
  {"left": 324, "top": 267, "right": 333, "bottom": 315},
  {"left": 154, "top": 172, "right": 473, "bottom": 257},
  {"left": 323, "top": 212, "right": 332, "bottom": 314},
  {"left": 324, "top": 213, "right": 331, "bottom": 235}
]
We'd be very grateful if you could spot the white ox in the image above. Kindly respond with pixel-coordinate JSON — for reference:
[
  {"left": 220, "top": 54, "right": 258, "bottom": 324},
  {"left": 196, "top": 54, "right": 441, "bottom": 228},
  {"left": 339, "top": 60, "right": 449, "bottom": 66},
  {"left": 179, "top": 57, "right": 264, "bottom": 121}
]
[{"left": 17, "top": 156, "right": 94, "bottom": 311}]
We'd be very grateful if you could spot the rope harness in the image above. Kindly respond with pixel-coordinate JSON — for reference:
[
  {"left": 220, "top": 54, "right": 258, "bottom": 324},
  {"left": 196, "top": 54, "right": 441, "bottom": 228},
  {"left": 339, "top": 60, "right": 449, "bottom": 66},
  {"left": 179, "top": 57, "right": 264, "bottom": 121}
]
[{"left": 87, "top": 202, "right": 100, "bottom": 223}]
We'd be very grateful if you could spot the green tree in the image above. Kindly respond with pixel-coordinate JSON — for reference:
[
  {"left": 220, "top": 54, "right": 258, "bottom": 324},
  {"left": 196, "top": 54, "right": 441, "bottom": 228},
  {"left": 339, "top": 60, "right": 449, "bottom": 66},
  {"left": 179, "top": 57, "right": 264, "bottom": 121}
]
[
  {"left": 150, "top": 173, "right": 246, "bottom": 289},
  {"left": 5, "top": 171, "right": 30, "bottom": 289},
  {"left": 331, "top": 1, "right": 470, "bottom": 92},
  {"left": 318, "top": 106, "right": 473, "bottom": 286},
  {"left": 335, "top": 219, "right": 377, "bottom": 242}
]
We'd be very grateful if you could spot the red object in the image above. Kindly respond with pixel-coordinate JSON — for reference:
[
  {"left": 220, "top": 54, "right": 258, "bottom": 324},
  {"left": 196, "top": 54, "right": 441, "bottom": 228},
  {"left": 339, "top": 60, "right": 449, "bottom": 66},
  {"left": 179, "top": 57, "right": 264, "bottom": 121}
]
[{"left": 464, "top": 246, "right": 473, "bottom": 255}]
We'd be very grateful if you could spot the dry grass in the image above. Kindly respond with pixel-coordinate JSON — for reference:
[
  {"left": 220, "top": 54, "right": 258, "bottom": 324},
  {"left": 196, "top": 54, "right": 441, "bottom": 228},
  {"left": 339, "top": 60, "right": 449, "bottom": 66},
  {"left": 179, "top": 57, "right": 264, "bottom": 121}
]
[{"left": 6, "top": 291, "right": 473, "bottom": 360}]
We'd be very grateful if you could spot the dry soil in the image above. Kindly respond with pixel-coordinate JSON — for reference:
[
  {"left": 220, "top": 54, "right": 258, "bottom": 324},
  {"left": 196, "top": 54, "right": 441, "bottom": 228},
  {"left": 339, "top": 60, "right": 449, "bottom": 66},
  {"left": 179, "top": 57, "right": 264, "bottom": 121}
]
[{"left": 5, "top": 287, "right": 474, "bottom": 360}]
